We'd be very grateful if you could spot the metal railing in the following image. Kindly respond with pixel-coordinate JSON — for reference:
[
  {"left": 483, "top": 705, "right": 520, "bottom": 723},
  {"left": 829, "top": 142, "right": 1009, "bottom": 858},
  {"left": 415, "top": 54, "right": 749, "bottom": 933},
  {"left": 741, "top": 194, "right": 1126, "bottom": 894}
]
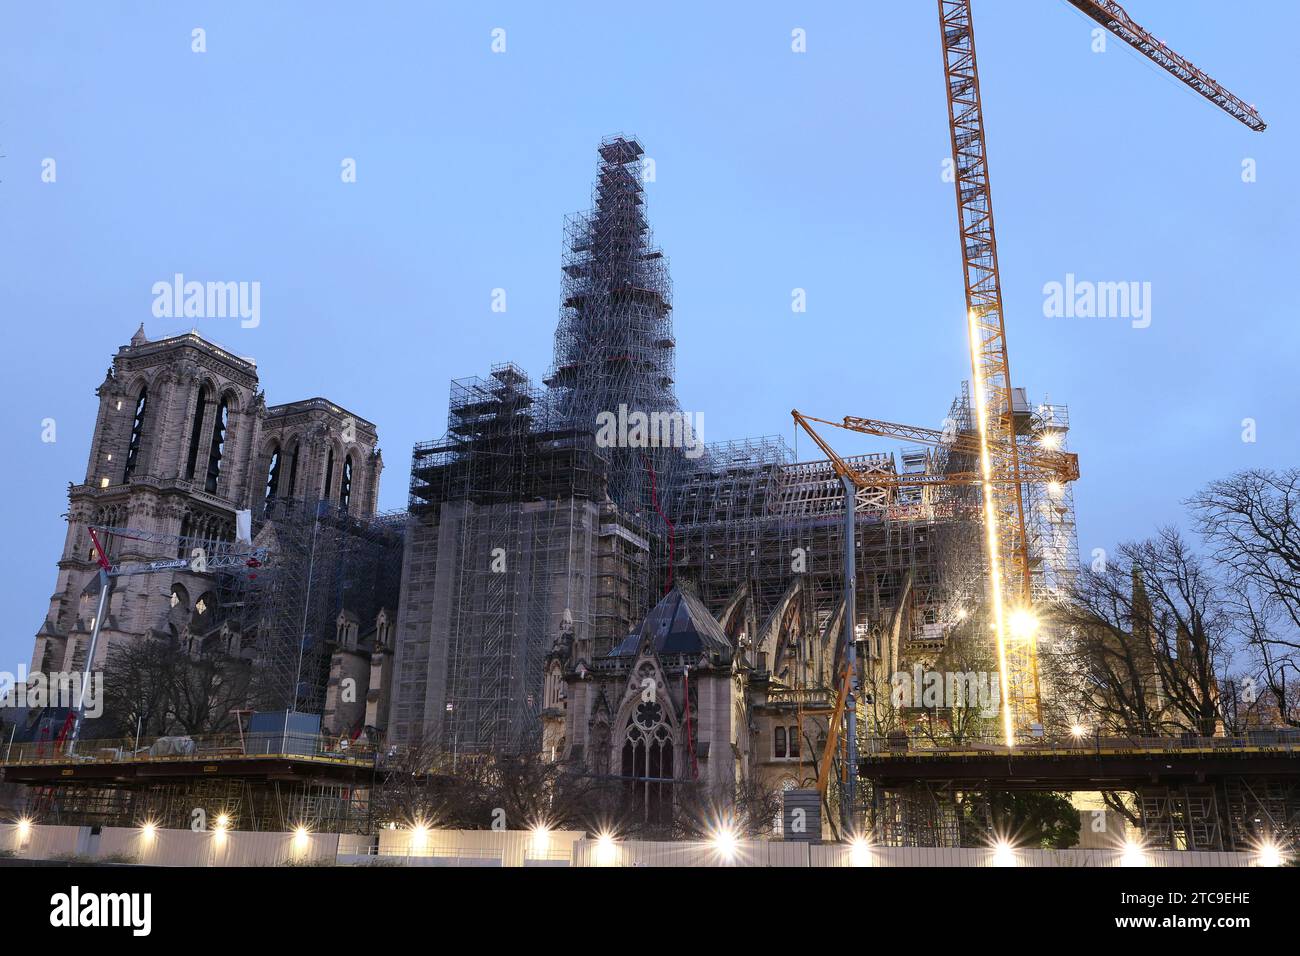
[
  {"left": 0, "top": 730, "right": 384, "bottom": 767},
  {"left": 861, "top": 730, "right": 1300, "bottom": 756}
]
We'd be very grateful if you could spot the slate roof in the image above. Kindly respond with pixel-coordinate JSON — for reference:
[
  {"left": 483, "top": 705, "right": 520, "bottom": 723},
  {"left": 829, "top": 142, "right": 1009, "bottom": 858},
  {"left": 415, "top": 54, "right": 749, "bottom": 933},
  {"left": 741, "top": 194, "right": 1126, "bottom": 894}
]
[{"left": 609, "top": 586, "right": 732, "bottom": 658}]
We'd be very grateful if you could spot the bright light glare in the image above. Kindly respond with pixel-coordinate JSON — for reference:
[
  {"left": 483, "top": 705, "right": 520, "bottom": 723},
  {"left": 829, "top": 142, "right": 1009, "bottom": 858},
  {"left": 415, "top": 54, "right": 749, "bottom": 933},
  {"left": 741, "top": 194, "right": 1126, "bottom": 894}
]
[
  {"left": 140, "top": 820, "right": 157, "bottom": 840},
  {"left": 16, "top": 817, "right": 32, "bottom": 839},
  {"left": 1120, "top": 839, "right": 1148, "bottom": 867},
  {"left": 1256, "top": 841, "right": 1285, "bottom": 868},
  {"left": 712, "top": 825, "right": 739, "bottom": 861},
  {"left": 293, "top": 825, "right": 310, "bottom": 851},
  {"left": 992, "top": 839, "right": 1017, "bottom": 867},
  {"left": 1070, "top": 724, "right": 1087, "bottom": 739},
  {"left": 214, "top": 813, "right": 231, "bottom": 832},
  {"left": 595, "top": 832, "right": 618, "bottom": 867},
  {"left": 1008, "top": 609, "right": 1038, "bottom": 641},
  {"left": 532, "top": 823, "right": 552, "bottom": 855},
  {"left": 849, "top": 837, "right": 871, "bottom": 868},
  {"left": 1039, "top": 431, "right": 1062, "bottom": 450},
  {"left": 968, "top": 311, "right": 1014, "bottom": 748},
  {"left": 411, "top": 821, "right": 430, "bottom": 851}
]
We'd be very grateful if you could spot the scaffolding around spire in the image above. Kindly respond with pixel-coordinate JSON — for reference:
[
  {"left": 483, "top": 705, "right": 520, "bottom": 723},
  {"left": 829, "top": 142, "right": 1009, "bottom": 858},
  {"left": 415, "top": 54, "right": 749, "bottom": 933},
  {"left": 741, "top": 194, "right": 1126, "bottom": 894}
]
[{"left": 546, "top": 134, "right": 681, "bottom": 518}]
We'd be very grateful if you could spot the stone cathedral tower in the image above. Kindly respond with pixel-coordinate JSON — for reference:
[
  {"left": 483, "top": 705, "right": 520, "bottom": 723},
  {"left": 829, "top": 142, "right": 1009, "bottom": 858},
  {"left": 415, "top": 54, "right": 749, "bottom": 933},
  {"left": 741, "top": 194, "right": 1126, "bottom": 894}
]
[{"left": 30, "top": 326, "right": 383, "bottom": 687}]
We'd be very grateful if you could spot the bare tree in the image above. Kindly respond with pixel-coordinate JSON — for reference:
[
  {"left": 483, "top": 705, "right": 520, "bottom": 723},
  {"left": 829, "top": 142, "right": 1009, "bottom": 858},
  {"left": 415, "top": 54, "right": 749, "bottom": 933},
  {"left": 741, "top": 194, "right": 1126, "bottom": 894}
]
[
  {"left": 669, "top": 776, "right": 782, "bottom": 841},
  {"left": 915, "top": 617, "right": 1001, "bottom": 745},
  {"left": 167, "top": 649, "right": 251, "bottom": 736},
  {"left": 372, "top": 738, "right": 628, "bottom": 834},
  {"left": 1058, "top": 529, "right": 1232, "bottom": 736},
  {"left": 1190, "top": 469, "right": 1300, "bottom": 727},
  {"left": 100, "top": 636, "right": 250, "bottom": 739},
  {"left": 371, "top": 731, "right": 492, "bottom": 828},
  {"left": 100, "top": 637, "right": 178, "bottom": 738}
]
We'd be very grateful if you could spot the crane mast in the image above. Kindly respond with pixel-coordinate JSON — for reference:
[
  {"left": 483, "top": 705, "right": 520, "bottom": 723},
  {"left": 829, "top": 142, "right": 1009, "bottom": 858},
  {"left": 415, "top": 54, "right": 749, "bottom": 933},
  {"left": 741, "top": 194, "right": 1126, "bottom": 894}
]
[
  {"left": 939, "top": 0, "right": 1039, "bottom": 743},
  {"left": 788, "top": 0, "right": 1265, "bottom": 807}
]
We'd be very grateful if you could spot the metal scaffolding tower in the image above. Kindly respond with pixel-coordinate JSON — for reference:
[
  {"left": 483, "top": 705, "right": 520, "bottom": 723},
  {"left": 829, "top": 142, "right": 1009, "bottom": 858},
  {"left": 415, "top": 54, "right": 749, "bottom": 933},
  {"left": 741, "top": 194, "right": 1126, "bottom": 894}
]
[{"left": 546, "top": 134, "right": 683, "bottom": 521}]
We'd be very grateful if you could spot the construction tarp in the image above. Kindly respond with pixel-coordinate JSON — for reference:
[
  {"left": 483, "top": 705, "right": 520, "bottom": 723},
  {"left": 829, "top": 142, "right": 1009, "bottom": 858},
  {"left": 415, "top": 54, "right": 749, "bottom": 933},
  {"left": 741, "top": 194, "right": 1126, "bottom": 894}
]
[{"left": 148, "top": 736, "right": 196, "bottom": 757}]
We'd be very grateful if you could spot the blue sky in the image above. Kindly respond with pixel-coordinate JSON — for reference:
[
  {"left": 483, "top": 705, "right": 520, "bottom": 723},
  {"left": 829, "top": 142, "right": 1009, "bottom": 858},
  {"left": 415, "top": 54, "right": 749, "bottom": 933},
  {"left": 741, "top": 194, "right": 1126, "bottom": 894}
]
[{"left": 1, "top": 1, "right": 1295, "bottom": 672}]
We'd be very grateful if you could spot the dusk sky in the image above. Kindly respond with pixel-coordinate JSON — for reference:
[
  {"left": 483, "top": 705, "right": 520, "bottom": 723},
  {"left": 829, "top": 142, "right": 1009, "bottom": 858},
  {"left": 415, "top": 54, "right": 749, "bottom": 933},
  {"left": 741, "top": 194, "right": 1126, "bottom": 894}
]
[{"left": 1, "top": 0, "right": 1295, "bottom": 673}]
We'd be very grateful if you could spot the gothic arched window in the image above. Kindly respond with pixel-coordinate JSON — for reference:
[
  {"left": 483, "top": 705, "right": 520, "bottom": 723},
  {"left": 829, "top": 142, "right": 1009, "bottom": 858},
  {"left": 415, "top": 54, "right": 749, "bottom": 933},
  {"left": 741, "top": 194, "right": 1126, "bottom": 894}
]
[
  {"left": 204, "top": 397, "right": 230, "bottom": 494},
  {"left": 324, "top": 448, "right": 335, "bottom": 500},
  {"left": 265, "top": 446, "right": 281, "bottom": 502},
  {"left": 192, "top": 591, "right": 217, "bottom": 633},
  {"left": 544, "top": 665, "right": 563, "bottom": 709},
  {"left": 185, "top": 386, "right": 208, "bottom": 480},
  {"left": 286, "top": 442, "right": 300, "bottom": 496},
  {"left": 621, "top": 702, "right": 674, "bottom": 827},
  {"left": 122, "top": 386, "right": 148, "bottom": 482},
  {"left": 340, "top": 455, "right": 353, "bottom": 512}
]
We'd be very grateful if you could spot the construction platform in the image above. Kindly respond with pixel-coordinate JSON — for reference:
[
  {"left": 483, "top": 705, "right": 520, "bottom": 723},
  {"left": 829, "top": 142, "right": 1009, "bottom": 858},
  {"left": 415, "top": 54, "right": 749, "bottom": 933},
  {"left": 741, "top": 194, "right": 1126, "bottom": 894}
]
[
  {"left": 860, "top": 734, "right": 1300, "bottom": 851},
  {"left": 859, "top": 735, "right": 1300, "bottom": 790},
  {"left": 1, "top": 733, "right": 383, "bottom": 831},
  {"left": 0, "top": 748, "right": 377, "bottom": 788}
]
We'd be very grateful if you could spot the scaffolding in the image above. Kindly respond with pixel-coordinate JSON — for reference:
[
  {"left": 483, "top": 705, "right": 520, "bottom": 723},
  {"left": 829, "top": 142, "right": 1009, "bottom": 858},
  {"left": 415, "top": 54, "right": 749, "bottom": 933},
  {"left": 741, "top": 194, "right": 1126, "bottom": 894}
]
[
  {"left": 243, "top": 497, "right": 404, "bottom": 716},
  {"left": 388, "top": 135, "right": 1079, "bottom": 773},
  {"left": 390, "top": 137, "right": 686, "bottom": 755},
  {"left": 671, "top": 431, "right": 980, "bottom": 690},
  {"left": 23, "top": 774, "right": 374, "bottom": 834},
  {"left": 546, "top": 134, "right": 682, "bottom": 520},
  {"left": 396, "top": 364, "right": 652, "bottom": 753},
  {"left": 1019, "top": 399, "right": 1080, "bottom": 603}
]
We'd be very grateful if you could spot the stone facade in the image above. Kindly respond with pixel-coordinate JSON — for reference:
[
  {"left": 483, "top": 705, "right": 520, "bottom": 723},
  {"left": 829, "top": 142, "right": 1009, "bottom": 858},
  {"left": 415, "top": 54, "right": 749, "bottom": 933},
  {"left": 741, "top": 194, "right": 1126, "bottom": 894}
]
[
  {"left": 542, "top": 584, "right": 827, "bottom": 827},
  {"left": 322, "top": 607, "right": 395, "bottom": 738},
  {"left": 30, "top": 325, "right": 385, "bottom": 688}
]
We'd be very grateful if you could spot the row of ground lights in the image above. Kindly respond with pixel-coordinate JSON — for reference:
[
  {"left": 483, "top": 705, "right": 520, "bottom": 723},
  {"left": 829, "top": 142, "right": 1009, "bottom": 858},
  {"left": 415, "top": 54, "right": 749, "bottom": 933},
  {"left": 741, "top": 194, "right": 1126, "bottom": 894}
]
[
  {"left": 7, "top": 817, "right": 1291, "bottom": 866},
  {"left": 983, "top": 836, "right": 1288, "bottom": 868},
  {"left": 134, "top": 823, "right": 1300, "bottom": 867}
]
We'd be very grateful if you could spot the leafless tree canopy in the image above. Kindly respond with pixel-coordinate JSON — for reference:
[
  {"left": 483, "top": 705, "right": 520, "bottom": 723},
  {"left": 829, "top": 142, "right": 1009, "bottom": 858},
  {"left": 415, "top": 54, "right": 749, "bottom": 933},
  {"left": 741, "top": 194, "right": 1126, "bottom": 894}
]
[
  {"left": 99, "top": 636, "right": 251, "bottom": 738},
  {"left": 1056, "top": 528, "right": 1229, "bottom": 736},
  {"left": 1190, "top": 468, "right": 1300, "bottom": 727},
  {"left": 370, "top": 732, "right": 779, "bottom": 840}
]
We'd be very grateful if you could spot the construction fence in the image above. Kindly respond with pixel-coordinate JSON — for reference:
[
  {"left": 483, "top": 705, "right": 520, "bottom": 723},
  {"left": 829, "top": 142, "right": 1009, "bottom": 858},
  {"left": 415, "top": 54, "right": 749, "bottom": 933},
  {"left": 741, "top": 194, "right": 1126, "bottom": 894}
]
[{"left": 0, "top": 823, "right": 1259, "bottom": 868}]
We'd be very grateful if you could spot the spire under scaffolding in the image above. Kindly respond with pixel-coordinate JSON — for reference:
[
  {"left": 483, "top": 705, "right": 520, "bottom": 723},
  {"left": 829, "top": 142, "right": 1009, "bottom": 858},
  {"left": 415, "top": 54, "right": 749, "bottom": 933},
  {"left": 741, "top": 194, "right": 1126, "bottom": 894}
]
[{"left": 546, "top": 134, "right": 682, "bottom": 519}]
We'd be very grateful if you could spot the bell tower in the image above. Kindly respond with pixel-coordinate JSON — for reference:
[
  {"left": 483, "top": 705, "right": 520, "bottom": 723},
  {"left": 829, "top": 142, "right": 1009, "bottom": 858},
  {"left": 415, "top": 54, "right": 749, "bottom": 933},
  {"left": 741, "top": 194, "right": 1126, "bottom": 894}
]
[{"left": 32, "top": 325, "right": 262, "bottom": 678}]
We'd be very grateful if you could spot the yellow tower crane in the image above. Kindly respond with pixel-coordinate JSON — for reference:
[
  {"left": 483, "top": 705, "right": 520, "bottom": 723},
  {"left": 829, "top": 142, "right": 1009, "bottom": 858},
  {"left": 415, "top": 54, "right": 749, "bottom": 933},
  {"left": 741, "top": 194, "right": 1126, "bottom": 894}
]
[{"left": 802, "top": 0, "right": 1264, "bottom": 767}]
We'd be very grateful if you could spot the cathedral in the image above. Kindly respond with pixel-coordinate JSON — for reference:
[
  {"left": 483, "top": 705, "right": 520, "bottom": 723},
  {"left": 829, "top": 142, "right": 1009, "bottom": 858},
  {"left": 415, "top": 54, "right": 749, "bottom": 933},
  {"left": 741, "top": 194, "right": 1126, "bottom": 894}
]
[
  {"left": 27, "top": 325, "right": 396, "bottom": 737},
  {"left": 23, "top": 135, "right": 1076, "bottom": 829}
]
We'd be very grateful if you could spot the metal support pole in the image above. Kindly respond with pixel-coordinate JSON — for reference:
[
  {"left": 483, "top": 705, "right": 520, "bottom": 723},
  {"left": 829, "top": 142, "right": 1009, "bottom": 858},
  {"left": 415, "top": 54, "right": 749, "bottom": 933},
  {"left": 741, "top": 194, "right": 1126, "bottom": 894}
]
[
  {"left": 291, "top": 505, "right": 322, "bottom": 714},
  {"left": 68, "top": 568, "right": 111, "bottom": 754},
  {"left": 841, "top": 475, "right": 858, "bottom": 833}
]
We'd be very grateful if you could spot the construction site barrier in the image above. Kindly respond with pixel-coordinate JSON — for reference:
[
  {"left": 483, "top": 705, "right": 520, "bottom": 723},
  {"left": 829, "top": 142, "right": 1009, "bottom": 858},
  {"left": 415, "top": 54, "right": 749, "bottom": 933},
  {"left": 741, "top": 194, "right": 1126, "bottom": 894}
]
[{"left": 0, "top": 823, "right": 1262, "bottom": 868}]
